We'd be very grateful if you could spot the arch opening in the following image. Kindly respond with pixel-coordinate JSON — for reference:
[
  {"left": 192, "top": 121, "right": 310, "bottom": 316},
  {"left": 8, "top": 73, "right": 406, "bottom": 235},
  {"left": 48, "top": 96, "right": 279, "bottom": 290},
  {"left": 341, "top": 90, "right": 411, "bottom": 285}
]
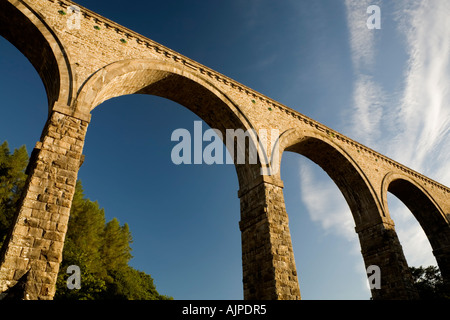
[
  {"left": 283, "top": 135, "right": 382, "bottom": 228},
  {"left": 76, "top": 59, "right": 264, "bottom": 188},
  {"left": 281, "top": 152, "right": 371, "bottom": 299},
  {"left": 79, "top": 92, "right": 244, "bottom": 299},
  {"left": 384, "top": 176, "right": 450, "bottom": 284},
  {"left": 0, "top": 37, "right": 47, "bottom": 147},
  {"left": 387, "top": 178, "right": 448, "bottom": 248},
  {"left": 72, "top": 58, "right": 270, "bottom": 299},
  {"left": 0, "top": 0, "right": 73, "bottom": 110},
  {"left": 386, "top": 192, "right": 437, "bottom": 268},
  {"left": 280, "top": 134, "right": 385, "bottom": 299}
]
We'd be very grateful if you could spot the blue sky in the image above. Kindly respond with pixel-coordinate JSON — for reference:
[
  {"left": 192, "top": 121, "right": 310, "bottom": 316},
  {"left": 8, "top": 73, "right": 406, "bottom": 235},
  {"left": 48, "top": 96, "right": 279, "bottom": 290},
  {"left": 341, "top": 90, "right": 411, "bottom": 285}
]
[{"left": 1, "top": 0, "right": 449, "bottom": 300}]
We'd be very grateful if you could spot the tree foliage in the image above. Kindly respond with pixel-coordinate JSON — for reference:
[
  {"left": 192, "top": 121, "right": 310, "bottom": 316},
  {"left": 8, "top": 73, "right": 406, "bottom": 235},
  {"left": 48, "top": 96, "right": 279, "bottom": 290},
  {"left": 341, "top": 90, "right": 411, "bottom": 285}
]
[
  {"left": 54, "top": 180, "right": 171, "bottom": 300},
  {"left": 0, "top": 140, "right": 171, "bottom": 300},
  {"left": 0, "top": 141, "right": 28, "bottom": 249},
  {"left": 410, "top": 265, "right": 450, "bottom": 300}
]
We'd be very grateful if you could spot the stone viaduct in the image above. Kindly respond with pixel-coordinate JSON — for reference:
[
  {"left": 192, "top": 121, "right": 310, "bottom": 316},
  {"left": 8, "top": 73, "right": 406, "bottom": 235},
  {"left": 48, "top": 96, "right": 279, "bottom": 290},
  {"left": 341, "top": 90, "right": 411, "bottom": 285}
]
[{"left": 0, "top": 0, "right": 449, "bottom": 300}]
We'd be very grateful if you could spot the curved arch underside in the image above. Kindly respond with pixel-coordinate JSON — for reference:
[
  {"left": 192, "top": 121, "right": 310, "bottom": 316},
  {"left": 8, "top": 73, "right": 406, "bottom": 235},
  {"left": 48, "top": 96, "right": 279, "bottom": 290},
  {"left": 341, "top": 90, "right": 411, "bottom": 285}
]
[
  {"left": 77, "top": 59, "right": 263, "bottom": 187},
  {"left": 80, "top": 61, "right": 249, "bottom": 132},
  {"left": 0, "top": 0, "right": 71, "bottom": 109},
  {"left": 387, "top": 178, "right": 450, "bottom": 250},
  {"left": 285, "top": 136, "right": 383, "bottom": 228},
  {"left": 91, "top": 69, "right": 245, "bottom": 134}
]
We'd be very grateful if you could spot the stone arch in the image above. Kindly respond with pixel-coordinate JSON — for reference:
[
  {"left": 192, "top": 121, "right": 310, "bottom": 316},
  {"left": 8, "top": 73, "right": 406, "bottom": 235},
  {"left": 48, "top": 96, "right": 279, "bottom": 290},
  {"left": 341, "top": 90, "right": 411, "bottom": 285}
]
[
  {"left": 381, "top": 172, "right": 450, "bottom": 283},
  {"left": 279, "top": 128, "right": 386, "bottom": 228},
  {"left": 74, "top": 58, "right": 300, "bottom": 299},
  {"left": 278, "top": 128, "right": 419, "bottom": 299},
  {"left": 0, "top": 0, "right": 75, "bottom": 110},
  {"left": 75, "top": 58, "right": 264, "bottom": 187}
]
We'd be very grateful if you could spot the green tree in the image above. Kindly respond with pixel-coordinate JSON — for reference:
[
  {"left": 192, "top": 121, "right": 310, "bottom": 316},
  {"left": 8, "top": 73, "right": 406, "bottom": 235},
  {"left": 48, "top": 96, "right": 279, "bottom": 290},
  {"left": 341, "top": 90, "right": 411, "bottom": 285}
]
[
  {"left": 100, "top": 218, "right": 133, "bottom": 281},
  {"left": 0, "top": 140, "right": 170, "bottom": 300},
  {"left": 54, "top": 180, "right": 171, "bottom": 300},
  {"left": 65, "top": 181, "right": 106, "bottom": 271},
  {"left": 0, "top": 141, "right": 28, "bottom": 248},
  {"left": 55, "top": 180, "right": 108, "bottom": 300},
  {"left": 410, "top": 265, "right": 450, "bottom": 300},
  {"left": 105, "top": 267, "right": 172, "bottom": 300}
]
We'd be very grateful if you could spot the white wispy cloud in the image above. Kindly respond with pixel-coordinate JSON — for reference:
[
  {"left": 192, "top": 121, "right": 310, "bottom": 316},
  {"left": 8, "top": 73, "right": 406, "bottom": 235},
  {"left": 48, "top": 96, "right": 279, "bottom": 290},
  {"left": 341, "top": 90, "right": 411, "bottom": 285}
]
[
  {"left": 295, "top": 0, "right": 385, "bottom": 246},
  {"left": 295, "top": 0, "right": 385, "bottom": 247},
  {"left": 345, "top": 0, "right": 378, "bottom": 72},
  {"left": 350, "top": 74, "right": 385, "bottom": 146},
  {"left": 345, "top": 0, "right": 385, "bottom": 147},
  {"left": 391, "top": 0, "right": 450, "bottom": 176},
  {"left": 298, "top": 0, "right": 450, "bottom": 270},
  {"left": 297, "top": 159, "right": 356, "bottom": 242},
  {"left": 384, "top": 0, "right": 450, "bottom": 268}
]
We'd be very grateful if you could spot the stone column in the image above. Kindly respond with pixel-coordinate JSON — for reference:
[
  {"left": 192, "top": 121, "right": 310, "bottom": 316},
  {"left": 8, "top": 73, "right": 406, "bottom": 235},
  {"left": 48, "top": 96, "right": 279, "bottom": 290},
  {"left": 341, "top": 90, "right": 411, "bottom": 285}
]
[
  {"left": 0, "top": 107, "right": 90, "bottom": 300},
  {"left": 356, "top": 220, "right": 419, "bottom": 300},
  {"left": 239, "top": 175, "right": 300, "bottom": 300},
  {"left": 433, "top": 245, "right": 450, "bottom": 294},
  {"left": 424, "top": 216, "right": 450, "bottom": 293}
]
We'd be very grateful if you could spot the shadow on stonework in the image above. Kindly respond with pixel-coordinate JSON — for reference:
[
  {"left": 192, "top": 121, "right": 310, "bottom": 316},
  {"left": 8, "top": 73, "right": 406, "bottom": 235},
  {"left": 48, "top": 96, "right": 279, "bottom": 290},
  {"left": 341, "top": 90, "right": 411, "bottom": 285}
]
[{"left": 0, "top": 270, "right": 30, "bottom": 300}]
